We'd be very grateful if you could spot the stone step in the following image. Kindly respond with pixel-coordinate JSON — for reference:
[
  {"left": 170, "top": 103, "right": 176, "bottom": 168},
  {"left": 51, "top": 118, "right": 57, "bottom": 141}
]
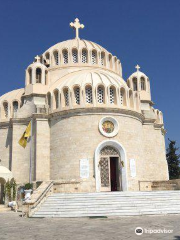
[{"left": 32, "top": 191, "right": 180, "bottom": 218}]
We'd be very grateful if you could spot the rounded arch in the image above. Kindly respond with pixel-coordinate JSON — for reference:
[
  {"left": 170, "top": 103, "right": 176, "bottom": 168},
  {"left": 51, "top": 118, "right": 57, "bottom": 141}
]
[
  {"left": 85, "top": 84, "right": 93, "bottom": 104},
  {"left": 132, "top": 77, "right": 138, "bottom": 91},
  {"left": 28, "top": 68, "right": 32, "bottom": 84},
  {"left": 100, "top": 51, "right": 106, "bottom": 66},
  {"left": 91, "top": 49, "right": 97, "bottom": 64},
  {"left": 73, "top": 85, "right": 81, "bottom": 105},
  {"left": 62, "top": 49, "right": 69, "bottom": 64},
  {"left": 97, "top": 84, "right": 105, "bottom": 104},
  {"left": 72, "top": 48, "right": 78, "bottom": 63},
  {"left": 129, "top": 90, "right": 134, "bottom": 108},
  {"left": 94, "top": 140, "right": 128, "bottom": 192},
  {"left": 81, "top": 48, "right": 88, "bottom": 63},
  {"left": 53, "top": 89, "right": 59, "bottom": 110},
  {"left": 140, "top": 77, "right": 146, "bottom": 90},
  {"left": 47, "top": 92, "right": 51, "bottom": 109},
  {"left": 53, "top": 50, "right": 59, "bottom": 66},
  {"left": 2, "top": 101, "right": 9, "bottom": 119}
]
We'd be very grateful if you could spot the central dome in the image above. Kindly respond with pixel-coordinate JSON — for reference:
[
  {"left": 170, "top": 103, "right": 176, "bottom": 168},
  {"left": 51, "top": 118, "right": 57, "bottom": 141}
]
[{"left": 41, "top": 39, "right": 122, "bottom": 76}]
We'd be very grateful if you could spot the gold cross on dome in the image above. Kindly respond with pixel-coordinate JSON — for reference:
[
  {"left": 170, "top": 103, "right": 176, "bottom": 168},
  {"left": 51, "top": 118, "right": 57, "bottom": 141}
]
[
  {"left": 135, "top": 64, "right": 140, "bottom": 72},
  {"left": 70, "top": 18, "right": 84, "bottom": 39},
  {"left": 35, "top": 55, "right": 40, "bottom": 62}
]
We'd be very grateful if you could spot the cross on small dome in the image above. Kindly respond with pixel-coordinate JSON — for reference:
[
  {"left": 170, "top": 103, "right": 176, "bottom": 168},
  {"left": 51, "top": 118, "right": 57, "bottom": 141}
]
[
  {"left": 35, "top": 55, "right": 40, "bottom": 62},
  {"left": 135, "top": 65, "right": 140, "bottom": 72},
  {"left": 70, "top": 18, "right": 84, "bottom": 39}
]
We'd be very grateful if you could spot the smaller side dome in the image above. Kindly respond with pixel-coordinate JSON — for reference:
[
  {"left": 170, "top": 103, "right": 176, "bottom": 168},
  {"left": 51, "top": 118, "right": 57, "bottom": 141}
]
[
  {"left": 25, "top": 55, "right": 48, "bottom": 86},
  {"left": 127, "top": 65, "right": 151, "bottom": 102}
]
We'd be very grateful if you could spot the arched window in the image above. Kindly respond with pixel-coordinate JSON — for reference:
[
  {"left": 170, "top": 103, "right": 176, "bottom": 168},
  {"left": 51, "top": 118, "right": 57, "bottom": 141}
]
[
  {"left": 101, "top": 52, "right": 105, "bottom": 66},
  {"left": 82, "top": 49, "right": 88, "bottom": 63},
  {"left": 54, "top": 51, "right": 59, "bottom": 65},
  {"left": 133, "top": 77, "right": 138, "bottom": 91},
  {"left": 120, "top": 88, "right": 126, "bottom": 106},
  {"left": 47, "top": 93, "right": 51, "bottom": 108},
  {"left": 85, "top": 86, "right": 93, "bottom": 104},
  {"left": 72, "top": 49, "right": 78, "bottom": 63},
  {"left": 92, "top": 50, "right": 97, "bottom": 64},
  {"left": 3, "top": 102, "right": 8, "bottom": 118},
  {"left": 36, "top": 68, "right": 42, "bottom": 83},
  {"left": 141, "top": 77, "right": 146, "bottom": 90},
  {"left": 28, "top": 68, "right": 32, "bottom": 84},
  {"left": 109, "top": 86, "right": 116, "bottom": 104},
  {"left": 114, "top": 57, "right": 117, "bottom": 71},
  {"left": 54, "top": 90, "right": 59, "bottom": 109},
  {"left": 74, "top": 87, "right": 80, "bottom": 105},
  {"left": 129, "top": 90, "right": 134, "bottom": 108},
  {"left": 63, "top": 88, "right": 69, "bottom": 106},
  {"left": 45, "top": 52, "right": 50, "bottom": 66},
  {"left": 97, "top": 86, "right": 104, "bottom": 104},
  {"left": 13, "top": 101, "right": 18, "bottom": 115},
  {"left": 62, "top": 49, "right": 68, "bottom": 64},
  {"left": 109, "top": 54, "right": 112, "bottom": 69}
]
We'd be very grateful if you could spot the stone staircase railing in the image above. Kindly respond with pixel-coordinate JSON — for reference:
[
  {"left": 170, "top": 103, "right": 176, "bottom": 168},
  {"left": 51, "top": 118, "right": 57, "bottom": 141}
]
[{"left": 24, "top": 181, "right": 54, "bottom": 217}]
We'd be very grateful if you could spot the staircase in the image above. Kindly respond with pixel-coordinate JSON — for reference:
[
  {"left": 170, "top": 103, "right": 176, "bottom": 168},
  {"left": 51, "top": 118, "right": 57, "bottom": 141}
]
[
  {"left": 32, "top": 191, "right": 180, "bottom": 218},
  {"left": 152, "top": 181, "right": 178, "bottom": 191}
]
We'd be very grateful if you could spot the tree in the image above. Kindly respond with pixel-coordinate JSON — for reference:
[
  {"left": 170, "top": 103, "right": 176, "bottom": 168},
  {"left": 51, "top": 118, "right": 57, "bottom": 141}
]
[{"left": 166, "top": 139, "right": 180, "bottom": 179}]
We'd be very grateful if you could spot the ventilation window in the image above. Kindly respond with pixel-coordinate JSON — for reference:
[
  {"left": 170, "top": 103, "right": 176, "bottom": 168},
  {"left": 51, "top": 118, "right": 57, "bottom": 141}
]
[
  {"left": 120, "top": 91, "right": 123, "bottom": 105},
  {"left": 141, "top": 77, "right": 146, "bottom": 90},
  {"left": 36, "top": 68, "right": 42, "bottom": 83},
  {"left": 109, "top": 87, "right": 115, "bottom": 104},
  {"left": 64, "top": 89, "right": 69, "bottom": 106},
  {"left": 74, "top": 87, "right": 80, "bottom": 105},
  {"left": 82, "top": 49, "right": 88, "bottom": 63},
  {"left": 54, "top": 51, "right": 59, "bottom": 65},
  {"left": 85, "top": 86, "right": 93, "bottom": 104},
  {"left": 3, "top": 102, "right": 8, "bottom": 118},
  {"left": 13, "top": 101, "right": 18, "bottom": 114},
  {"left": 92, "top": 50, "right": 97, "bottom": 64},
  {"left": 72, "top": 49, "right": 78, "bottom": 63},
  {"left": 63, "top": 50, "right": 68, "bottom": 64},
  {"left": 97, "top": 86, "right": 104, "bottom": 104},
  {"left": 101, "top": 52, "right": 105, "bottom": 66},
  {"left": 133, "top": 78, "right": 138, "bottom": 91}
]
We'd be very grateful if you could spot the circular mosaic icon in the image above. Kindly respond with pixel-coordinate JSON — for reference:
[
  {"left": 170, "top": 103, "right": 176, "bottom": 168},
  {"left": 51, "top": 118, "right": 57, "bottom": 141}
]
[
  {"left": 102, "top": 121, "right": 114, "bottom": 133},
  {"left": 99, "top": 117, "right": 119, "bottom": 137}
]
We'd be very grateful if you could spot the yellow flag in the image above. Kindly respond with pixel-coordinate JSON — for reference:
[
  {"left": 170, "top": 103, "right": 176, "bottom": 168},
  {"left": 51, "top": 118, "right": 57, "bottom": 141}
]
[{"left": 18, "top": 122, "right": 31, "bottom": 148}]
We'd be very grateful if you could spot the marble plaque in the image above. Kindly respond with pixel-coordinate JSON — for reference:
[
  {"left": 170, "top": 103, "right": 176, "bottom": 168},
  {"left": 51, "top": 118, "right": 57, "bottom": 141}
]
[
  {"left": 130, "top": 159, "right": 136, "bottom": 177},
  {"left": 80, "top": 159, "right": 89, "bottom": 179}
]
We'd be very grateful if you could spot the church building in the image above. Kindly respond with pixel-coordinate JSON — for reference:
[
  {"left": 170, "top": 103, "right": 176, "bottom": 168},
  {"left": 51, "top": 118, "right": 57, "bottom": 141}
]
[{"left": 0, "top": 19, "right": 169, "bottom": 196}]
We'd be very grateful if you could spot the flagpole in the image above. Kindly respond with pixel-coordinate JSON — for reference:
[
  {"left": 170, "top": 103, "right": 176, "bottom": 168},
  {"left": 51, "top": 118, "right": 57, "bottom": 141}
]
[{"left": 29, "top": 118, "right": 33, "bottom": 183}]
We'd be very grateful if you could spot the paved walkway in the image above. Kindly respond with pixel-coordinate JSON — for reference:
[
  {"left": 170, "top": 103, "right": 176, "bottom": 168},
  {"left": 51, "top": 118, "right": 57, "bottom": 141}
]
[{"left": 0, "top": 212, "right": 180, "bottom": 240}]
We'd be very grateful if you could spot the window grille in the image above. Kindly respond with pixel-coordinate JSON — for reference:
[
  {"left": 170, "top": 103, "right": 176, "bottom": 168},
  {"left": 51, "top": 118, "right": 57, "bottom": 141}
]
[
  {"left": 63, "top": 50, "right": 68, "bottom": 64},
  {"left": 109, "top": 87, "right": 115, "bottom": 104},
  {"left": 92, "top": 50, "right": 97, "bottom": 64},
  {"left": 75, "top": 87, "right": 80, "bottom": 105},
  {"left": 82, "top": 49, "right": 87, "bottom": 63},
  {"left": 85, "top": 86, "right": 92, "bottom": 104},
  {"left": 64, "top": 89, "right": 69, "bottom": 106},
  {"left": 13, "top": 101, "right": 18, "bottom": 113},
  {"left": 3, "top": 103, "right": 8, "bottom": 118},
  {"left": 120, "top": 91, "right": 123, "bottom": 105},
  {"left": 54, "top": 52, "right": 59, "bottom": 65},
  {"left": 97, "top": 86, "right": 104, "bottom": 104},
  {"left": 72, "top": 49, "right": 78, "bottom": 63},
  {"left": 101, "top": 52, "right": 105, "bottom": 66}
]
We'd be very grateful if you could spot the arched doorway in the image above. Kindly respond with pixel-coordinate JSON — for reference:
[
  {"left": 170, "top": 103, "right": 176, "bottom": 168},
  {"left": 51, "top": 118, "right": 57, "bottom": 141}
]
[
  {"left": 0, "top": 178, "right": 6, "bottom": 204},
  {"left": 95, "top": 140, "right": 128, "bottom": 192}
]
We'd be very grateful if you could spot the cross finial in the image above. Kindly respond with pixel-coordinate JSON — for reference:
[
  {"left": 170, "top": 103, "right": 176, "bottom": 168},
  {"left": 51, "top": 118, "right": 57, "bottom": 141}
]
[
  {"left": 70, "top": 18, "right": 84, "bottom": 39},
  {"left": 35, "top": 55, "right": 40, "bottom": 62},
  {"left": 135, "top": 64, "right": 140, "bottom": 72}
]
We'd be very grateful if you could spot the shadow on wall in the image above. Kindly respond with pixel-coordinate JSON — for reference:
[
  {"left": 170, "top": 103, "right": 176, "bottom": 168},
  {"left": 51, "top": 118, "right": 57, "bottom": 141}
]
[{"left": 174, "top": 236, "right": 180, "bottom": 240}]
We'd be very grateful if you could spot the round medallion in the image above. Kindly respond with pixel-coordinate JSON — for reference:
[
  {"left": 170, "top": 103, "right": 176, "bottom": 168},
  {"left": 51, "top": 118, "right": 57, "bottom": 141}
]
[{"left": 99, "top": 117, "right": 119, "bottom": 137}]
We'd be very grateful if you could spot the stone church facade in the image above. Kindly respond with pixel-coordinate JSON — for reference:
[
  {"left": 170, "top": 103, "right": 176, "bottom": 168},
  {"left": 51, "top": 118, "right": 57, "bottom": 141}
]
[{"left": 0, "top": 19, "right": 169, "bottom": 194}]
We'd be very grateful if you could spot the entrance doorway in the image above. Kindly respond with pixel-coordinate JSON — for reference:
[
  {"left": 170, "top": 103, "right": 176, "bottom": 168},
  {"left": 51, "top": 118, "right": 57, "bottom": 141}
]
[{"left": 99, "top": 146, "right": 122, "bottom": 192}]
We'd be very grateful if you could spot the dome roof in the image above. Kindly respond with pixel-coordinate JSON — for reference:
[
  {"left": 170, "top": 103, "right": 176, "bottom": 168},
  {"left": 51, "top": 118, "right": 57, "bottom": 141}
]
[
  {"left": 0, "top": 166, "right": 11, "bottom": 174},
  {"left": 0, "top": 88, "right": 24, "bottom": 104},
  {"left": 49, "top": 69, "right": 127, "bottom": 92},
  {"left": 43, "top": 39, "right": 112, "bottom": 56},
  {"left": 128, "top": 65, "right": 148, "bottom": 80}
]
